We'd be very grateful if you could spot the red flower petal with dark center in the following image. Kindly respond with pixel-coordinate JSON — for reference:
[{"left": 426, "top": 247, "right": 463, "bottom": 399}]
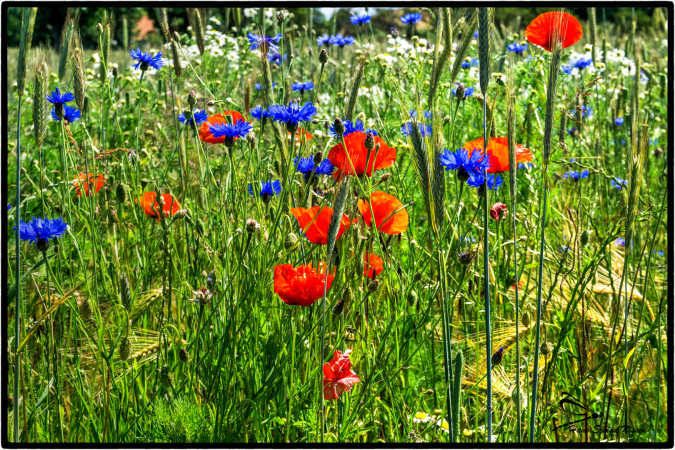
[
  {"left": 291, "top": 206, "right": 351, "bottom": 245},
  {"left": 274, "top": 263, "right": 334, "bottom": 306},
  {"left": 328, "top": 131, "right": 397, "bottom": 180},
  {"left": 463, "top": 137, "right": 534, "bottom": 173},
  {"left": 357, "top": 191, "right": 409, "bottom": 235},
  {"left": 199, "top": 110, "right": 246, "bottom": 144},
  {"left": 525, "top": 11, "right": 582, "bottom": 52}
]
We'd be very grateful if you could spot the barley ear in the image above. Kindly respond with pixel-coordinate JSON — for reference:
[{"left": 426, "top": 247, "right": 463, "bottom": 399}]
[
  {"left": 17, "top": 7, "right": 37, "bottom": 96},
  {"left": 32, "top": 62, "right": 48, "bottom": 147}
]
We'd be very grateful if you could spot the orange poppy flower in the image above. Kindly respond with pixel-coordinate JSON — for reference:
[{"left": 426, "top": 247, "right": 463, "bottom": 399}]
[
  {"left": 357, "top": 191, "right": 409, "bottom": 235},
  {"left": 327, "top": 131, "right": 397, "bottom": 180},
  {"left": 274, "top": 262, "right": 334, "bottom": 306},
  {"left": 73, "top": 173, "right": 105, "bottom": 197},
  {"left": 525, "top": 11, "right": 583, "bottom": 52},
  {"left": 291, "top": 206, "right": 352, "bottom": 245},
  {"left": 363, "top": 253, "right": 384, "bottom": 278},
  {"left": 137, "top": 191, "right": 181, "bottom": 219},
  {"left": 323, "top": 349, "right": 360, "bottom": 400},
  {"left": 199, "top": 110, "right": 246, "bottom": 144},
  {"left": 289, "top": 127, "right": 313, "bottom": 142},
  {"left": 462, "top": 137, "right": 533, "bottom": 173}
]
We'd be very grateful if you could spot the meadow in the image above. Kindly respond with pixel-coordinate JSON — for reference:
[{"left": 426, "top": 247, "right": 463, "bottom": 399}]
[{"left": 5, "top": 6, "right": 670, "bottom": 444}]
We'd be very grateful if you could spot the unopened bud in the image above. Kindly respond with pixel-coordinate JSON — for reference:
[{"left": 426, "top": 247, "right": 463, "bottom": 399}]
[
  {"left": 580, "top": 230, "right": 589, "bottom": 247},
  {"left": 332, "top": 118, "right": 344, "bottom": 137},
  {"left": 489, "top": 202, "right": 508, "bottom": 221},
  {"left": 285, "top": 232, "right": 299, "bottom": 249},
  {"left": 319, "top": 48, "right": 328, "bottom": 64},
  {"left": 313, "top": 151, "right": 323, "bottom": 165},
  {"left": 246, "top": 218, "right": 260, "bottom": 233},
  {"left": 365, "top": 131, "right": 375, "bottom": 151},
  {"left": 119, "top": 337, "right": 130, "bottom": 361},
  {"left": 188, "top": 90, "right": 197, "bottom": 109}
]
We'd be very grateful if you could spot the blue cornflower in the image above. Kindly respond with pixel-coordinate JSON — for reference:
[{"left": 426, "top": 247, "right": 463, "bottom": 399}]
[
  {"left": 7, "top": 204, "right": 12, "bottom": 211},
  {"left": 248, "top": 180, "right": 281, "bottom": 200},
  {"left": 561, "top": 65, "right": 573, "bottom": 75},
  {"left": 655, "top": 250, "right": 664, "bottom": 257},
  {"left": 208, "top": 119, "right": 253, "bottom": 145},
  {"left": 452, "top": 85, "right": 475, "bottom": 99},
  {"left": 16, "top": 217, "right": 68, "bottom": 247},
  {"left": 250, "top": 105, "right": 272, "bottom": 121},
  {"left": 473, "top": 29, "right": 479, "bottom": 39},
  {"left": 467, "top": 171, "right": 503, "bottom": 190},
  {"left": 51, "top": 105, "right": 81, "bottom": 123},
  {"left": 610, "top": 177, "right": 627, "bottom": 190},
  {"left": 268, "top": 101, "right": 317, "bottom": 132},
  {"left": 292, "top": 81, "right": 314, "bottom": 92},
  {"left": 130, "top": 48, "right": 163, "bottom": 71},
  {"left": 178, "top": 109, "right": 207, "bottom": 127},
  {"left": 568, "top": 127, "right": 578, "bottom": 137},
  {"left": 329, "top": 34, "right": 355, "bottom": 47},
  {"left": 401, "top": 122, "right": 432, "bottom": 137},
  {"left": 315, "top": 159, "right": 335, "bottom": 175},
  {"left": 461, "top": 57, "right": 479, "bottom": 69},
  {"left": 268, "top": 52, "right": 287, "bottom": 66},
  {"left": 350, "top": 13, "right": 371, "bottom": 25},
  {"left": 247, "top": 32, "right": 282, "bottom": 53},
  {"left": 400, "top": 12, "right": 422, "bottom": 25},
  {"left": 581, "top": 105, "right": 593, "bottom": 118},
  {"left": 569, "top": 158, "right": 577, "bottom": 163},
  {"left": 294, "top": 156, "right": 335, "bottom": 181},
  {"left": 440, "top": 147, "right": 489, "bottom": 181},
  {"left": 573, "top": 57, "right": 592, "bottom": 71},
  {"left": 46, "top": 87, "right": 75, "bottom": 106},
  {"left": 255, "top": 82, "right": 277, "bottom": 91},
  {"left": 518, "top": 162, "right": 534, "bottom": 170},
  {"left": 317, "top": 34, "right": 331, "bottom": 46},
  {"left": 615, "top": 117, "right": 624, "bottom": 126},
  {"left": 328, "top": 119, "right": 377, "bottom": 138},
  {"left": 507, "top": 42, "right": 528, "bottom": 55},
  {"left": 563, "top": 170, "right": 589, "bottom": 180},
  {"left": 614, "top": 237, "right": 625, "bottom": 247},
  {"left": 460, "top": 235, "right": 477, "bottom": 246}
]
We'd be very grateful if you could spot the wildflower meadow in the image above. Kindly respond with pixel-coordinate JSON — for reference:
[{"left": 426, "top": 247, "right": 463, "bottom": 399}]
[{"left": 5, "top": 5, "right": 670, "bottom": 444}]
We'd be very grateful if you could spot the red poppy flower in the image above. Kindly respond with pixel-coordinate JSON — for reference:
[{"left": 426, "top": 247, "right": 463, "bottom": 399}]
[
  {"left": 525, "top": 11, "right": 583, "bottom": 52},
  {"left": 357, "top": 191, "right": 409, "bottom": 235},
  {"left": 462, "top": 137, "right": 533, "bottom": 173},
  {"left": 363, "top": 253, "right": 384, "bottom": 278},
  {"left": 289, "top": 127, "right": 313, "bottom": 142},
  {"left": 73, "top": 173, "right": 105, "bottom": 197},
  {"left": 274, "top": 262, "right": 334, "bottom": 306},
  {"left": 137, "top": 191, "right": 181, "bottom": 219},
  {"left": 323, "top": 349, "right": 360, "bottom": 400},
  {"left": 199, "top": 110, "right": 246, "bottom": 144},
  {"left": 291, "top": 206, "right": 352, "bottom": 245},
  {"left": 327, "top": 131, "right": 397, "bottom": 180}
]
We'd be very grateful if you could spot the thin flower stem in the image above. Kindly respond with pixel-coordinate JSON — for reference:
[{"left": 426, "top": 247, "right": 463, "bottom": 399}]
[{"left": 13, "top": 93, "right": 22, "bottom": 443}]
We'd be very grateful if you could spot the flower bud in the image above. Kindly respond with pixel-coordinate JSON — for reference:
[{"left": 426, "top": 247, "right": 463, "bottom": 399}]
[
  {"left": 188, "top": 90, "right": 197, "bottom": 109},
  {"left": 580, "top": 230, "right": 589, "bottom": 247},
  {"left": 246, "top": 218, "right": 260, "bottom": 233},
  {"left": 319, "top": 48, "right": 328, "bottom": 64},
  {"left": 365, "top": 131, "right": 375, "bottom": 151},
  {"left": 458, "top": 250, "right": 475, "bottom": 265},
  {"left": 332, "top": 118, "right": 344, "bottom": 137},
  {"left": 454, "top": 83, "right": 465, "bottom": 100},
  {"left": 313, "top": 151, "right": 323, "bottom": 165},
  {"left": 489, "top": 202, "right": 508, "bottom": 221},
  {"left": 285, "top": 232, "right": 299, "bottom": 249}
]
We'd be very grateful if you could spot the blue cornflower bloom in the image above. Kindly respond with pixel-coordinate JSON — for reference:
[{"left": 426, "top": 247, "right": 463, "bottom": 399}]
[
  {"left": 561, "top": 65, "right": 573, "bottom": 75},
  {"left": 317, "top": 34, "right": 331, "bottom": 46},
  {"left": 208, "top": 119, "right": 253, "bottom": 145},
  {"left": 518, "top": 162, "right": 534, "bottom": 170},
  {"left": 563, "top": 170, "right": 589, "bottom": 180},
  {"left": 292, "top": 81, "right": 314, "bottom": 92},
  {"left": 569, "top": 158, "right": 577, "bottom": 163},
  {"left": 247, "top": 32, "right": 282, "bottom": 53},
  {"left": 507, "top": 42, "right": 528, "bottom": 54},
  {"left": 452, "top": 85, "right": 475, "bottom": 99},
  {"left": 46, "top": 87, "right": 75, "bottom": 106},
  {"left": 615, "top": 117, "right": 624, "bottom": 126},
  {"left": 400, "top": 12, "right": 422, "bottom": 25},
  {"left": 329, "top": 34, "right": 355, "bottom": 47},
  {"left": 130, "top": 48, "right": 163, "bottom": 71},
  {"left": 350, "top": 13, "right": 371, "bottom": 25},
  {"left": 268, "top": 101, "right": 317, "bottom": 132},
  {"left": 573, "top": 57, "right": 592, "bottom": 70},
  {"left": 51, "top": 105, "right": 81, "bottom": 123},
  {"left": 460, "top": 235, "right": 477, "bottom": 246},
  {"left": 655, "top": 250, "right": 664, "bottom": 257},
  {"left": 268, "top": 52, "right": 287, "bottom": 66},
  {"left": 614, "top": 237, "right": 625, "bottom": 247},
  {"left": 294, "top": 156, "right": 335, "bottom": 181},
  {"left": 568, "top": 127, "right": 578, "bottom": 136},
  {"left": 315, "top": 159, "right": 335, "bottom": 175},
  {"left": 7, "top": 204, "right": 12, "bottom": 211},
  {"left": 178, "top": 109, "right": 207, "bottom": 127},
  {"left": 461, "top": 57, "right": 479, "bottom": 69},
  {"left": 610, "top": 177, "right": 627, "bottom": 190},
  {"left": 248, "top": 180, "right": 282, "bottom": 200},
  {"left": 250, "top": 105, "right": 272, "bottom": 121},
  {"left": 255, "top": 82, "right": 277, "bottom": 91},
  {"left": 581, "top": 105, "right": 593, "bottom": 118},
  {"left": 16, "top": 217, "right": 68, "bottom": 247},
  {"left": 467, "top": 171, "right": 503, "bottom": 190},
  {"left": 440, "top": 147, "right": 489, "bottom": 181},
  {"left": 328, "top": 119, "right": 377, "bottom": 138},
  {"left": 473, "top": 29, "right": 479, "bottom": 39},
  {"left": 402, "top": 110, "right": 432, "bottom": 137}
]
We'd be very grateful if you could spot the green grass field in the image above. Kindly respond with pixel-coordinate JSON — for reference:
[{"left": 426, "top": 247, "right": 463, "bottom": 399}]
[{"left": 5, "top": 6, "right": 669, "bottom": 444}]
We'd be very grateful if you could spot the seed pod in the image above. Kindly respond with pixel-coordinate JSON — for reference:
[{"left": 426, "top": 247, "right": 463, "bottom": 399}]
[
  {"left": 32, "top": 61, "right": 48, "bottom": 147},
  {"left": 169, "top": 38, "right": 182, "bottom": 77},
  {"left": 120, "top": 274, "right": 131, "bottom": 310},
  {"left": 580, "top": 230, "right": 589, "bottom": 247},
  {"left": 119, "top": 336, "right": 130, "bottom": 361},
  {"left": 188, "top": 90, "right": 197, "bottom": 109}
]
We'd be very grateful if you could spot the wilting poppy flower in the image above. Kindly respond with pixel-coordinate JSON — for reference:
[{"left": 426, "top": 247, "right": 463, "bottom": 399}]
[
  {"left": 357, "top": 191, "right": 409, "bottom": 235},
  {"left": 73, "top": 173, "right": 105, "bottom": 197},
  {"left": 363, "top": 253, "right": 384, "bottom": 278},
  {"left": 274, "top": 262, "right": 334, "bottom": 306},
  {"left": 462, "top": 137, "right": 533, "bottom": 174},
  {"left": 199, "top": 111, "right": 247, "bottom": 144},
  {"left": 525, "top": 11, "right": 583, "bottom": 52},
  {"left": 137, "top": 192, "right": 181, "bottom": 219},
  {"left": 323, "top": 349, "right": 360, "bottom": 400},
  {"left": 291, "top": 206, "right": 352, "bottom": 245},
  {"left": 328, "top": 131, "right": 397, "bottom": 180},
  {"left": 490, "top": 202, "right": 508, "bottom": 221}
]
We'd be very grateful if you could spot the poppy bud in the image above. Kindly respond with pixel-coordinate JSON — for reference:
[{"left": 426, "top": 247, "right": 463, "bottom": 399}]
[
  {"left": 365, "top": 131, "right": 375, "bottom": 151},
  {"left": 246, "top": 218, "right": 260, "bottom": 233},
  {"left": 521, "top": 311, "right": 530, "bottom": 327},
  {"left": 319, "top": 48, "right": 328, "bottom": 64},
  {"left": 313, "top": 151, "right": 323, "bottom": 165},
  {"left": 119, "top": 336, "right": 130, "bottom": 361},
  {"left": 379, "top": 173, "right": 391, "bottom": 183},
  {"left": 37, "top": 238, "right": 49, "bottom": 253},
  {"left": 285, "top": 232, "right": 299, "bottom": 250},
  {"left": 120, "top": 274, "right": 131, "bottom": 310},
  {"left": 179, "top": 348, "right": 189, "bottom": 362},
  {"left": 332, "top": 118, "right": 345, "bottom": 137},
  {"left": 580, "top": 230, "right": 589, "bottom": 247},
  {"left": 490, "top": 202, "right": 508, "bottom": 221},
  {"left": 454, "top": 83, "right": 465, "bottom": 100},
  {"left": 458, "top": 250, "right": 475, "bottom": 265}
]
